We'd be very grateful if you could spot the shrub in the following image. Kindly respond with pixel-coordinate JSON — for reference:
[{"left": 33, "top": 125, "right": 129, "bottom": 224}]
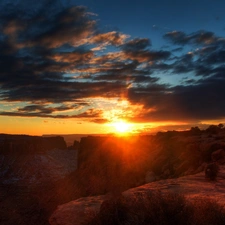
[
  {"left": 83, "top": 191, "right": 225, "bottom": 225},
  {"left": 205, "top": 162, "right": 219, "bottom": 180}
]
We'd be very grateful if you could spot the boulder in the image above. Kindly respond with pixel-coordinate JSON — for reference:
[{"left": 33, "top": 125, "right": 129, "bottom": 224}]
[{"left": 49, "top": 195, "right": 105, "bottom": 225}]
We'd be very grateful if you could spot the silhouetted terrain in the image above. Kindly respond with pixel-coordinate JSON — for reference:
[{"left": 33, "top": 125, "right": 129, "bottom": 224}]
[
  {"left": 42, "top": 134, "right": 110, "bottom": 148},
  {"left": 1, "top": 125, "right": 225, "bottom": 224},
  {"left": 0, "top": 134, "right": 77, "bottom": 225},
  {"left": 76, "top": 125, "right": 225, "bottom": 195},
  {"left": 0, "top": 134, "right": 67, "bottom": 154}
]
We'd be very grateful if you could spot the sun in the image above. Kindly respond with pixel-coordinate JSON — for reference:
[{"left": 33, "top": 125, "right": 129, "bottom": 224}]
[{"left": 111, "top": 121, "right": 131, "bottom": 134}]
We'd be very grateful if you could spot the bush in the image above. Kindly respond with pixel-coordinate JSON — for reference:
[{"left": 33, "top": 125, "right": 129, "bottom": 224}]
[
  {"left": 83, "top": 191, "right": 225, "bottom": 225},
  {"left": 205, "top": 162, "right": 219, "bottom": 180}
]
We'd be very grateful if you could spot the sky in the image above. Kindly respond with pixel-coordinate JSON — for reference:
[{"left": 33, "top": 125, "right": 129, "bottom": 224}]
[{"left": 0, "top": 0, "right": 225, "bottom": 135}]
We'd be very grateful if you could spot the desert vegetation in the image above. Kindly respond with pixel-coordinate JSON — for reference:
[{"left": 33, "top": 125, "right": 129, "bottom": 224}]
[
  {"left": 83, "top": 191, "right": 225, "bottom": 225},
  {"left": 204, "top": 162, "right": 219, "bottom": 180}
]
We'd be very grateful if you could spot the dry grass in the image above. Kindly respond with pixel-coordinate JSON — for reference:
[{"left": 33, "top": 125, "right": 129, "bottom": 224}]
[{"left": 83, "top": 191, "right": 225, "bottom": 225}]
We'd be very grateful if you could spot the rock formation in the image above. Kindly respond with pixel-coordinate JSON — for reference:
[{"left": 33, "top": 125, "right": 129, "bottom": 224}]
[
  {"left": 49, "top": 165, "right": 225, "bottom": 225},
  {"left": 0, "top": 134, "right": 77, "bottom": 184},
  {"left": 0, "top": 134, "right": 67, "bottom": 154}
]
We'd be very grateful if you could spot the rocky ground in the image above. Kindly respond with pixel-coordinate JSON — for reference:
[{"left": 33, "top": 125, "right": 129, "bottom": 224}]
[{"left": 49, "top": 165, "right": 225, "bottom": 225}]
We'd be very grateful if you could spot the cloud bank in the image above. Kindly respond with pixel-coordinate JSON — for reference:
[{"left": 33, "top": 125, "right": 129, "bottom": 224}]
[{"left": 0, "top": 0, "right": 225, "bottom": 124}]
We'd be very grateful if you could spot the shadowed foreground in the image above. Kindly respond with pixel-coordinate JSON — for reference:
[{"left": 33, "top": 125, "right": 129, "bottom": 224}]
[
  {"left": 49, "top": 165, "right": 225, "bottom": 225},
  {"left": 84, "top": 192, "right": 225, "bottom": 225}
]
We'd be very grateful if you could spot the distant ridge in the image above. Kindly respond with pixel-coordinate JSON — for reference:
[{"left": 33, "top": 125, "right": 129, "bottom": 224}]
[{"left": 42, "top": 134, "right": 111, "bottom": 146}]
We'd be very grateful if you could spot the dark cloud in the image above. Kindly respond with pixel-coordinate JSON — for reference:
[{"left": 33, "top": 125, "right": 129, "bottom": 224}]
[
  {"left": 0, "top": 107, "right": 103, "bottom": 119},
  {"left": 164, "top": 31, "right": 190, "bottom": 45},
  {"left": 1, "top": 80, "right": 128, "bottom": 103},
  {"left": 164, "top": 30, "right": 225, "bottom": 48},
  {"left": 172, "top": 53, "right": 194, "bottom": 74},
  {"left": 122, "top": 29, "right": 225, "bottom": 122},
  {"left": 28, "top": 6, "right": 95, "bottom": 48},
  {"left": 92, "top": 60, "right": 156, "bottom": 83},
  {"left": 0, "top": 2, "right": 128, "bottom": 109},
  {"left": 127, "top": 72, "right": 225, "bottom": 122},
  {"left": 195, "top": 65, "right": 213, "bottom": 77},
  {"left": 150, "top": 62, "right": 172, "bottom": 71},
  {"left": 123, "top": 49, "right": 171, "bottom": 63},
  {"left": 171, "top": 47, "right": 183, "bottom": 52},
  {"left": 119, "top": 38, "right": 171, "bottom": 63},
  {"left": 204, "top": 49, "right": 225, "bottom": 64},
  {"left": 122, "top": 38, "right": 151, "bottom": 51},
  {"left": 17, "top": 104, "right": 77, "bottom": 114},
  {"left": 182, "top": 79, "right": 197, "bottom": 85}
]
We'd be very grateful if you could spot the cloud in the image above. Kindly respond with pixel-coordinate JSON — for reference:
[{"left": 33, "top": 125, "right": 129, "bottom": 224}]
[
  {"left": 126, "top": 72, "right": 225, "bottom": 122},
  {"left": 122, "top": 38, "right": 151, "bottom": 51},
  {"left": 93, "top": 60, "right": 156, "bottom": 82},
  {"left": 203, "top": 49, "right": 225, "bottom": 64},
  {"left": 164, "top": 31, "right": 190, "bottom": 45},
  {"left": 121, "top": 29, "right": 225, "bottom": 123},
  {"left": 172, "top": 52, "right": 194, "bottom": 74},
  {"left": 121, "top": 38, "right": 170, "bottom": 62},
  {"left": 17, "top": 104, "right": 77, "bottom": 114},
  {"left": 164, "top": 30, "right": 225, "bottom": 47},
  {"left": 49, "top": 50, "right": 94, "bottom": 64},
  {"left": 0, "top": 80, "right": 129, "bottom": 103},
  {"left": 90, "top": 118, "right": 109, "bottom": 124},
  {"left": 0, "top": 107, "right": 103, "bottom": 119},
  {"left": 0, "top": 0, "right": 225, "bottom": 125},
  {"left": 122, "top": 49, "right": 171, "bottom": 63},
  {"left": 91, "top": 31, "right": 128, "bottom": 46},
  {"left": 0, "top": 4, "right": 96, "bottom": 48}
]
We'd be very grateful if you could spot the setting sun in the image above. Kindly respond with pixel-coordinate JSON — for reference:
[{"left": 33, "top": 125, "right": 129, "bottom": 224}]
[
  {"left": 114, "top": 121, "right": 130, "bottom": 133},
  {"left": 110, "top": 121, "right": 131, "bottom": 134}
]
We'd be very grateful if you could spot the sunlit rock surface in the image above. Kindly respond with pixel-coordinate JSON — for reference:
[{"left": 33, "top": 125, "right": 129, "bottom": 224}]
[{"left": 49, "top": 165, "right": 225, "bottom": 225}]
